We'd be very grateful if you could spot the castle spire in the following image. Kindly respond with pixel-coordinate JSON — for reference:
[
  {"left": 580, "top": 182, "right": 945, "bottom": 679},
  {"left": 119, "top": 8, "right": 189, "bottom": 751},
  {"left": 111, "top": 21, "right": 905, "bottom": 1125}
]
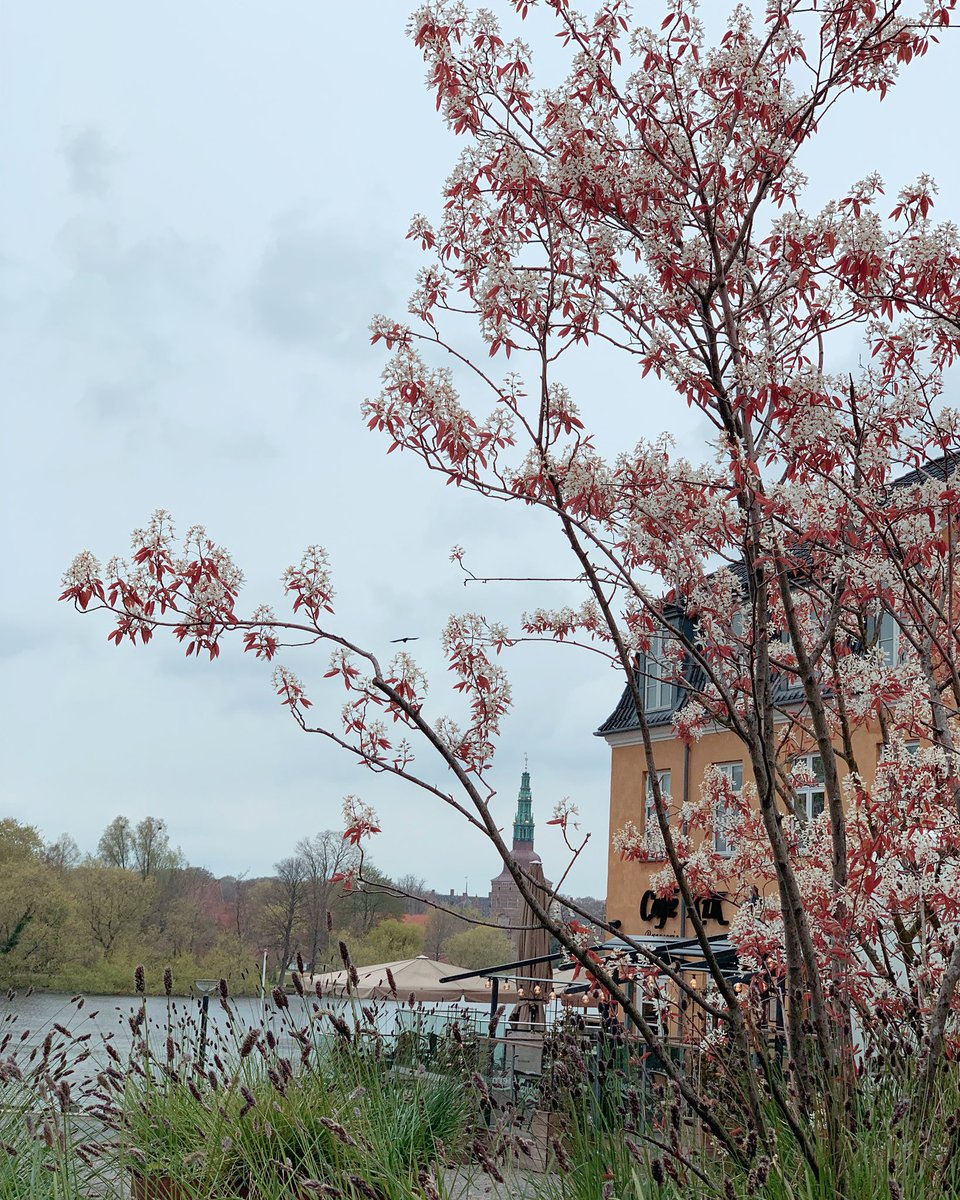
[{"left": 513, "top": 763, "right": 534, "bottom": 846}]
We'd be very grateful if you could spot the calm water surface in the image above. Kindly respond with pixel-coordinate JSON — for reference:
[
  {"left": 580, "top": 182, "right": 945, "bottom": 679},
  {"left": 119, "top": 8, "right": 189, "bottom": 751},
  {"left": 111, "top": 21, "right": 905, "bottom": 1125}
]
[
  {"left": 1, "top": 992, "right": 297, "bottom": 1081},
  {"left": 0, "top": 990, "right": 495, "bottom": 1088}
]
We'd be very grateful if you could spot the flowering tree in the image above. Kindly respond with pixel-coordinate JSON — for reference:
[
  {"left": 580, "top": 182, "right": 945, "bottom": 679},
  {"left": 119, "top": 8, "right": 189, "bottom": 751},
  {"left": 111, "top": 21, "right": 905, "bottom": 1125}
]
[{"left": 61, "top": 0, "right": 960, "bottom": 1187}]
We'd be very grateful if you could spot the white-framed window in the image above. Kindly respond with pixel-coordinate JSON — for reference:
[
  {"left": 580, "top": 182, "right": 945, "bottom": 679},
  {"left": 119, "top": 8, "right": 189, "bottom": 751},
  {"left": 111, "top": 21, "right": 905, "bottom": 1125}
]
[
  {"left": 641, "top": 998, "right": 663, "bottom": 1037},
  {"left": 713, "top": 762, "right": 743, "bottom": 856},
  {"left": 644, "top": 769, "right": 670, "bottom": 858},
  {"left": 879, "top": 739, "right": 920, "bottom": 757},
  {"left": 793, "top": 753, "right": 825, "bottom": 822},
  {"left": 643, "top": 631, "right": 673, "bottom": 711},
  {"left": 877, "top": 611, "right": 901, "bottom": 666}
]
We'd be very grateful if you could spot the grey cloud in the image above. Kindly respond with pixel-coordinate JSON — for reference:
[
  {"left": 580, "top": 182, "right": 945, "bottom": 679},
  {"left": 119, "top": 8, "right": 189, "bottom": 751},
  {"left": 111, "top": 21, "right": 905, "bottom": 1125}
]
[
  {"left": 56, "top": 217, "right": 218, "bottom": 320},
  {"left": 249, "top": 215, "right": 397, "bottom": 357},
  {"left": 0, "top": 619, "right": 108, "bottom": 664},
  {"left": 46, "top": 214, "right": 219, "bottom": 429},
  {"left": 80, "top": 379, "right": 157, "bottom": 423},
  {"left": 0, "top": 622, "right": 46, "bottom": 662},
  {"left": 60, "top": 128, "right": 119, "bottom": 197},
  {"left": 216, "top": 430, "right": 279, "bottom": 462}
]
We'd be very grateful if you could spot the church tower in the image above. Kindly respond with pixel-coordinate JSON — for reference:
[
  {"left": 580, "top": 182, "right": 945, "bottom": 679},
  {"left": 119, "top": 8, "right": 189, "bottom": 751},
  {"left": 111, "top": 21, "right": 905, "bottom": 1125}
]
[
  {"left": 512, "top": 766, "right": 535, "bottom": 849},
  {"left": 489, "top": 763, "right": 550, "bottom": 952}
]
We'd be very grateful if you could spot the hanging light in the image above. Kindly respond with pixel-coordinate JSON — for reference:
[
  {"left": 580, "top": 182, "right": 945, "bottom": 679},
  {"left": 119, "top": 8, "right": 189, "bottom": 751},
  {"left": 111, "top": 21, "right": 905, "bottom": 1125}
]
[{"left": 533, "top": 984, "right": 542, "bottom": 996}]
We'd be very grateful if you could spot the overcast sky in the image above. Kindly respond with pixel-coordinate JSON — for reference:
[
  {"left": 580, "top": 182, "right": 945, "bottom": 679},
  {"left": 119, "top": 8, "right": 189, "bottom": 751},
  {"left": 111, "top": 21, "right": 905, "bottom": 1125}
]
[{"left": 1, "top": 3, "right": 957, "bottom": 897}]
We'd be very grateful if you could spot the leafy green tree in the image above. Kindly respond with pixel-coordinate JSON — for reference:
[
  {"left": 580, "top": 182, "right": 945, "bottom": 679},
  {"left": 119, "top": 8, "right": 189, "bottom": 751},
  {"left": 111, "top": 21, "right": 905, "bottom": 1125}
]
[
  {"left": 144, "top": 860, "right": 203, "bottom": 950},
  {"left": 131, "top": 816, "right": 181, "bottom": 879},
  {"left": 97, "top": 815, "right": 133, "bottom": 869},
  {"left": 71, "top": 866, "right": 151, "bottom": 960},
  {"left": 352, "top": 919, "right": 424, "bottom": 966},
  {"left": 0, "top": 822, "right": 47, "bottom": 968},
  {"left": 0, "top": 911, "right": 32, "bottom": 959},
  {"left": 444, "top": 926, "right": 513, "bottom": 971},
  {"left": 0, "top": 818, "right": 42, "bottom": 864},
  {"left": 0, "top": 863, "right": 74, "bottom": 983}
]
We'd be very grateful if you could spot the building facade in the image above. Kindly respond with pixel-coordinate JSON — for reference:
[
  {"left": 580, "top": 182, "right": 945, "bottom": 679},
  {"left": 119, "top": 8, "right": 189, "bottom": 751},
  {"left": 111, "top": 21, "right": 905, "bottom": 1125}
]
[
  {"left": 598, "top": 707, "right": 889, "bottom": 940},
  {"left": 597, "top": 450, "right": 959, "bottom": 944}
]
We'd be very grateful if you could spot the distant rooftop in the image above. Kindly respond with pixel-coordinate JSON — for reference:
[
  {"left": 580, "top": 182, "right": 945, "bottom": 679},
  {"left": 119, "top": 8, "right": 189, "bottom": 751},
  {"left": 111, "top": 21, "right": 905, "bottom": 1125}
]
[{"left": 890, "top": 447, "right": 959, "bottom": 489}]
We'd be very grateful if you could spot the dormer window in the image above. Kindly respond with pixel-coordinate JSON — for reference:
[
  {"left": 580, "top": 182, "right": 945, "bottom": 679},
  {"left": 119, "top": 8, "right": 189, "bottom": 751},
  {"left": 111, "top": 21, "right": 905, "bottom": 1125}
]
[{"left": 644, "top": 630, "right": 673, "bottom": 710}]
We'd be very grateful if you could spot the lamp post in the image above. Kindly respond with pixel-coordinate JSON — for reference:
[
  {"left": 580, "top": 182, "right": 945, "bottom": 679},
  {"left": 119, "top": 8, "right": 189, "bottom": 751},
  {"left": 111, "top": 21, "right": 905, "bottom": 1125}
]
[
  {"left": 259, "top": 949, "right": 268, "bottom": 1022},
  {"left": 489, "top": 977, "right": 500, "bottom": 1017},
  {"left": 194, "top": 979, "right": 219, "bottom": 1070}
]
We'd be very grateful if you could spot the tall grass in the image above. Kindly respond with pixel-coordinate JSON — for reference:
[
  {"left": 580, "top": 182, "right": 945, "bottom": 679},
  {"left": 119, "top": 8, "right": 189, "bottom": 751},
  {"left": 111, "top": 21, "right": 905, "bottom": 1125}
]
[
  {"left": 0, "top": 970, "right": 481, "bottom": 1199},
  {"left": 110, "top": 970, "right": 479, "bottom": 1199},
  {"left": 0, "top": 974, "right": 955, "bottom": 1199},
  {"left": 0, "top": 997, "right": 109, "bottom": 1199},
  {"left": 528, "top": 1021, "right": 960, "bottom": 1200}
]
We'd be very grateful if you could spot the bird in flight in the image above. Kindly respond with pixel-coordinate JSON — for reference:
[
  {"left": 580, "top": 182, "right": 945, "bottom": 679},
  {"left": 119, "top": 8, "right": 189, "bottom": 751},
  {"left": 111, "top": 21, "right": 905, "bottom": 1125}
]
[{"left": 390, "top": 637, "right": 419, "bottom": 643}]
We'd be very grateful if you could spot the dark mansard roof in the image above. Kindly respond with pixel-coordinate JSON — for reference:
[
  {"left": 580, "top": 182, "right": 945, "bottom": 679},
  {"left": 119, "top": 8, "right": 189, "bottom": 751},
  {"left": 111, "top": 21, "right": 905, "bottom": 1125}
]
[
  {"left": 594, "top": 450, "right": 958, "bottom": 739},
  {"left": 594, "top": 662, "right": 805, "bottom": 738},
  {"left": 888, "top": 448, "right": 959, "bottom": 489}
]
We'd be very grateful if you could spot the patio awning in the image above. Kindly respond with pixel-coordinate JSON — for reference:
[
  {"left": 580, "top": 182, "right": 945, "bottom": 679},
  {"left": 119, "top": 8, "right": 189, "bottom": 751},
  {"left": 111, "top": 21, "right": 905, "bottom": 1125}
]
[{"left": 309, "top": 955, "right": 519, "bottom": 1004}]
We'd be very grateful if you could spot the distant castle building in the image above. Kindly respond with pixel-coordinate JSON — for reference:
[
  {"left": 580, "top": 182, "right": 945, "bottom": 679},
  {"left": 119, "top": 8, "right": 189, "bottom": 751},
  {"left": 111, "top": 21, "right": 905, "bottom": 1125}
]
[
  {"left": 490, "top": 766, "right": 551, "bottom": 953},
  {"left": 442, "top": 888, "right": 491, "bottom": 919}
]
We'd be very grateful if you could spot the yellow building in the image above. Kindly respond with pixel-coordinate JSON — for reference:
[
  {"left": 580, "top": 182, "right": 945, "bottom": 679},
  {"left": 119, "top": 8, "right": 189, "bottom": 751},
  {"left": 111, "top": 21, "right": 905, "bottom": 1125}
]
[
  {"left": 597, "top": 705, "right": 891, "bottom": 941},
  {"left": 597, "top": 450, "right": 959, "bottom": 945}
]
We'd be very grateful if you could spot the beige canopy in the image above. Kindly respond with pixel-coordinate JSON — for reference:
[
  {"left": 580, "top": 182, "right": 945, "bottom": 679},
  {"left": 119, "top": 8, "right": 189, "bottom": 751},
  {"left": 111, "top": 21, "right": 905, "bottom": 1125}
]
[{"left": 309, "top": 955, "right": 517, "bottom": 1004}]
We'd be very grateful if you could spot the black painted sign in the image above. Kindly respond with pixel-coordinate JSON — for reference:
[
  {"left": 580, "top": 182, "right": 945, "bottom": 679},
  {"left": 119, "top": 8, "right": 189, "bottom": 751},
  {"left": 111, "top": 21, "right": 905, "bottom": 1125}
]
[{"left": 639, "top": 889, "right": 729, "bottom": 930}]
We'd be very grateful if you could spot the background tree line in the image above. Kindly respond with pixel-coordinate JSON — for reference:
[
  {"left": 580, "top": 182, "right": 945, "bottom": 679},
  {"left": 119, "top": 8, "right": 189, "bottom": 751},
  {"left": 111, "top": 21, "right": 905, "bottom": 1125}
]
[{"left": 0, "top": 816, "right": 597, "bottom": 992}]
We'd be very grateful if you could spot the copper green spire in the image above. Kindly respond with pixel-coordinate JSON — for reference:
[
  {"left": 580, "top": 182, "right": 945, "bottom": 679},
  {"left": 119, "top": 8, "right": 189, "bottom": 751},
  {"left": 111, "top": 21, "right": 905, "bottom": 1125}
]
[{"left": 513, "top": 765, "right": 534, "bottom": 844}]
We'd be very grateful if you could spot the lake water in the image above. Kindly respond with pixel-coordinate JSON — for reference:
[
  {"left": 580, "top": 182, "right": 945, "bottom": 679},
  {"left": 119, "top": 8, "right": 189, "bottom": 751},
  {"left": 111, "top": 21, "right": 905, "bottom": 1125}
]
[{"left": 0, "top": 990, "right": 501, "bottom": 1091}]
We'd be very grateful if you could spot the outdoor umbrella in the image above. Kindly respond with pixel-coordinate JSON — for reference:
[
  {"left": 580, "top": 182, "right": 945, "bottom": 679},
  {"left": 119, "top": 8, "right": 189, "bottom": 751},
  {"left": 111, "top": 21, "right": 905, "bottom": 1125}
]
[
  {"left": 508, "top": 861, "right": 554, "bottom": 1030},
  {"left": 309, "top": 955, "right": 516, "bottom": 1004}
]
